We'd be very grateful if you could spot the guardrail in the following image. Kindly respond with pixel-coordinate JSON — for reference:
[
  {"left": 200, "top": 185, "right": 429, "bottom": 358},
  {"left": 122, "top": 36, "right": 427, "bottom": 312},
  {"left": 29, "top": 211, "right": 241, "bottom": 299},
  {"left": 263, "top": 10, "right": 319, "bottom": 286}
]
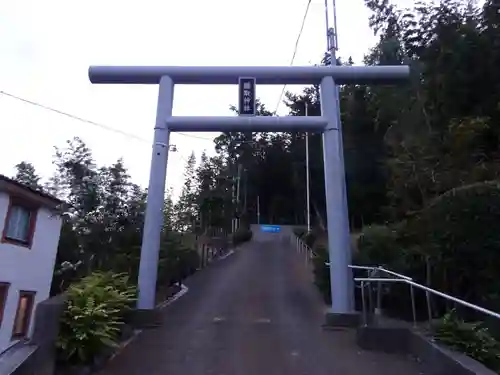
[
  {"left": 288, "top": 233, "right": 500, "bottom": 337},
  {"left": 354, "top": 273, "right": 500, "bottom": 327},
  {"left": 289, "top": 233, "right": 314, "bottom": 265}
]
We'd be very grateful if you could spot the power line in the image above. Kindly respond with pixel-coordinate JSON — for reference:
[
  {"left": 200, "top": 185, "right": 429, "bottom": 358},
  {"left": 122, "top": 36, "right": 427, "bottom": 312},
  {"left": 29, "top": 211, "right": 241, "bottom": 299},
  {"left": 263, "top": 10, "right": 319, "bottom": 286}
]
[
  {"left": 0, "top": 90, "right": 216, "bottom": 142},
  {"left": 177, "top": 132, "right": 214, "bottom": 140},
  {"left": 0, "top": 90, "right": 150, "bottom": 143},
  {"left": 0, "top": 89, "right": 308, "bottom": 158},
  {"left": 273, "top": 0, "right": 312, "bottom": 114}
]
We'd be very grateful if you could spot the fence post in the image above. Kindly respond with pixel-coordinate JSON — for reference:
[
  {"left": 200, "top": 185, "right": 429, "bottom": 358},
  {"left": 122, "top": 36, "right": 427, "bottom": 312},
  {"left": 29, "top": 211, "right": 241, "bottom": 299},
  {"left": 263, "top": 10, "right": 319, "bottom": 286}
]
[
  {"left": 361, "top": 281, "right": 367, "bottom": 326},
  {"left": 426, "top": 291, "right": 433, "bottom": 328},
  {"left": 410, "top": 285, "right": 417, "bottom": 327}
]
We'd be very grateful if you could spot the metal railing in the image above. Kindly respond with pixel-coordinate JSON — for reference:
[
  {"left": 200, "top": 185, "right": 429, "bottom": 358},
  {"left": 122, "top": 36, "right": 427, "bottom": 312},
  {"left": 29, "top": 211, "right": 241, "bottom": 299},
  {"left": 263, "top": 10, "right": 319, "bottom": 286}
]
[
  {"left": 289, "top": 233, "right": 314, "bottom": 265},
  {"left": 324, "top": 258, "right": 500, "bottom": 327},
  {"left": 346, "top": 265, "right": 412, "bottom": 318},
  {"left": 288, "top": 233, "right": 500, "bottom": 328},
  {"left": 354, "top": 273, "right": 500, "bottom": 327}
]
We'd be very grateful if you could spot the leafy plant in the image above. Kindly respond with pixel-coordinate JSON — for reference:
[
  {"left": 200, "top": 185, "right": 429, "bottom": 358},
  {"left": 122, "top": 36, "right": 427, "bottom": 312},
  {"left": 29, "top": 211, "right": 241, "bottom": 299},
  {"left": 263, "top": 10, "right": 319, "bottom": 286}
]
[
  {"left": 354, "top": 224, "right": 402, "bottom": 268},
  {"left": 434, "top": 309, "right": 500, "bottom": 372},
  {"left": 57, "top": 271, "right": 137, "bottom": 365},
  {"left": 311, "top": 246, "right": 331, "bottom": 304}
]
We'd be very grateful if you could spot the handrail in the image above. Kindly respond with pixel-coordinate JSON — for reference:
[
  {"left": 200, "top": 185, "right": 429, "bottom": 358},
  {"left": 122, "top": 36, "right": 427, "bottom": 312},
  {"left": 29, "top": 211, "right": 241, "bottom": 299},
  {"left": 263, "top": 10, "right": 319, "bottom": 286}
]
[
  {"left": 289, "top": 233, "right": 500, "bottom": 325},
  {"left": 294, "top": 234, "right": 412, "bottom": 282},
  {"left": 376, "top": 267, "right": 413, "bottom": 281},
  {"left": 291, "top": 234, "right": 314, "bottom": 264},
  {"left": 329, "top": 264, "right": 413, "bottom": 281},
  {"left": 355, "top": 277, "right": 500, "bottom": 320}
]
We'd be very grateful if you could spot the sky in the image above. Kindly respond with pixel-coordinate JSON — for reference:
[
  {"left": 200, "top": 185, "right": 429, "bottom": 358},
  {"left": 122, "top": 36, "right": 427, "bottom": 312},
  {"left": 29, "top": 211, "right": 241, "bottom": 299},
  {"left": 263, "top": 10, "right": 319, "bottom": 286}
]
[{"left": 0, "top": 0, "right": 411, "bottom": 201}]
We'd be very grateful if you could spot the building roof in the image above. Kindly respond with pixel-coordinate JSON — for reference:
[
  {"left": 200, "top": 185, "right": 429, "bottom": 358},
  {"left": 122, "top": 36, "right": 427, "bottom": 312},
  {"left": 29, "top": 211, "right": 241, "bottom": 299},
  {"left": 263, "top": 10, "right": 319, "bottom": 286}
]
[{"left": 0, "top": 174, "right": 63, "bottom": 207}]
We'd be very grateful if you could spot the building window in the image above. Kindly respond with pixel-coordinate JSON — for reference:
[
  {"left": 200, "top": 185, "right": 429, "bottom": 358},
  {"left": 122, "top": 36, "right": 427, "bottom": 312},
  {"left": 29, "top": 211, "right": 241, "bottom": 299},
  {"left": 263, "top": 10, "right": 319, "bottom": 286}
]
[
  {"left": 0, "top": 283, "right": 9, "bottom": 328},
  {"left": 2, "top": 199, "right": 37, "bottom": 247},
  {"left": 12, "top": 291, "right": 35, "bottom": 338}
]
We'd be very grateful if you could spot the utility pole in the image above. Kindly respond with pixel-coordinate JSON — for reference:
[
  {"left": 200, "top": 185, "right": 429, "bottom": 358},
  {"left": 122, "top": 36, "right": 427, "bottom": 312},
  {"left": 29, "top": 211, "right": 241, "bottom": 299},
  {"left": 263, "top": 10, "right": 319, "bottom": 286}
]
[
  {"left": 324, "top": 0, "right": 354, "bottom": 312},
  {"left": 257, "top": 195, "right": 260, "bottom": 224},
  {"left": 231, "top": 172, "right": 237, "bottom": 233},
  {"left": 243, "top": 168, "right": 248, "bottom": 215},
  {"left": 242, "top": 130, "right": 252, "bottom": 229},
  {"left": 236, "top": 163, "right": 242, "bottom": 230},
  {"left": 305, "top": 103, "right": 311, "bottom": 232}
]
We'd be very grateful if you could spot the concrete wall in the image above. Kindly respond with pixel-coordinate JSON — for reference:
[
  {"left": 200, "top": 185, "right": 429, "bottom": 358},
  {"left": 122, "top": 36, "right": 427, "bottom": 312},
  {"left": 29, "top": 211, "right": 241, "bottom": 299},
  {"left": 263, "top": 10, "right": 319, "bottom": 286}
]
[
  {"left": 0, "top": 294, "right": 66, "bottom": 375},
  {"left": 0, "top": 192, "right": 62, "bottom": 353}
]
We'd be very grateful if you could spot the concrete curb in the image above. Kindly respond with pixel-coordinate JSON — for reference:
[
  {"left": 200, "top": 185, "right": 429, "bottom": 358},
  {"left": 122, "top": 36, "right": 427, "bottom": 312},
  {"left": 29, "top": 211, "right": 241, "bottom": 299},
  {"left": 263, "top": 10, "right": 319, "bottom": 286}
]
[
  {"left": 218, "top": 249, "right": 235, "bottom": 261},
  {"left": 156, "top": 284, "right": 189, "bottom": 310},
  {"left": 356, "top": 321, "right": 497, "bottom": 375}
]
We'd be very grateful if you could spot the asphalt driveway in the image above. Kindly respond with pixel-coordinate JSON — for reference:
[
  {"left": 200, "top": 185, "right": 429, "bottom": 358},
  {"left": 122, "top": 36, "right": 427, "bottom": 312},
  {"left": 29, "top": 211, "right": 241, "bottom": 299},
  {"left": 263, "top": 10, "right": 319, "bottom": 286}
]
[{"left": 98, "top": 239, "right": 426, "bottom": 375}]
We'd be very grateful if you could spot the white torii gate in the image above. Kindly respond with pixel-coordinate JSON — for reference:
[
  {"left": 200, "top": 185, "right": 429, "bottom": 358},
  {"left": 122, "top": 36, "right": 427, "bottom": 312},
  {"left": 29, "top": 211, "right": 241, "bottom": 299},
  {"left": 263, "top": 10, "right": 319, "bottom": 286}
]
[{"left": 88, "top": 64, "right": 409, "bottom": 319}]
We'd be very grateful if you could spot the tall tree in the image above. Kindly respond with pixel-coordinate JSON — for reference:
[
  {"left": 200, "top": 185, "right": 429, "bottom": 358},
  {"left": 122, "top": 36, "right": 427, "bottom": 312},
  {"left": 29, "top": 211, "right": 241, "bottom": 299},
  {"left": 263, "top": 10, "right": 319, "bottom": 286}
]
[
  {"left": 13, "top": 161, "right": 42, "bottom": 190},
  {"left": 174, "top": 152, "right": 198, "bottom": 231}
]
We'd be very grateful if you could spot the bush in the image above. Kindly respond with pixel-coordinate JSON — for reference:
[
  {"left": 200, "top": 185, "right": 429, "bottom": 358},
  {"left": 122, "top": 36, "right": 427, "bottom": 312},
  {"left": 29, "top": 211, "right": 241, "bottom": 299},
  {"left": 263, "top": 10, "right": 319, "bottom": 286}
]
[
  {"left": 157, "top": 233, "right": 201, "bottom": 287},
  {"left": 57, "top": 272, "right": 137, "bottom": 365},
  {"left": 232, "top": 228, "right": 253, "bottom": 246},
  {"left": 434, "top": 309, "right": 500, "bottom": 372},
  {"left": 408, "top": 182, "right": 500, "bottom": 309},
  {"left": 293, "top": 227, "right": 306, "bottom": 238},
  {"left": 354, "top": 224, "right": 403, "bottom": 268},
  {"left": 303, "top": 231, "right": 317, "bottom": 248},
  {"left": 292, "top": 227, "right": 318, "bottom": 248},
  {"left": 311, "top": 245, "right": 331, "bottom": 304},
  {"left": 352, "top": 182, "right": 500, "bottom": 322},
  {"left": 352, "top": 224, "right": 429, "bottom": 320}
]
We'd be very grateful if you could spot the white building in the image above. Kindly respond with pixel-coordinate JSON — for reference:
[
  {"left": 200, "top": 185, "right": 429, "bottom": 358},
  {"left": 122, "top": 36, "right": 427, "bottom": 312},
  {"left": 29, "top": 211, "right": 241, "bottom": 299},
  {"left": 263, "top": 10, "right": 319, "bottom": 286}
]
[{"left": 0, "top": 175, "right": 63, "bottom": 353}]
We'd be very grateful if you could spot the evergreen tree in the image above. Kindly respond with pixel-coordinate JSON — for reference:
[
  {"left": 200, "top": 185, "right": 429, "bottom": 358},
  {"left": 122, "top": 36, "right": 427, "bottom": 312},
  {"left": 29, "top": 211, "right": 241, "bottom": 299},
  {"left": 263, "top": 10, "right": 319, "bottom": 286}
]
[
  {"left": 173, "top": 152, "right": 198, "bottom": 231},
  {"left": 13, "top": 161, "right": 42, "bottom": 190}
]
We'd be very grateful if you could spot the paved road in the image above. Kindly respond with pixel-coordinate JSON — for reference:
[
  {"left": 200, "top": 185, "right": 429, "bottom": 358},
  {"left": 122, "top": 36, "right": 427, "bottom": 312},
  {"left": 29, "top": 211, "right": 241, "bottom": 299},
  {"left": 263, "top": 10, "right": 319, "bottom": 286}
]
[{"left": 99, "top": 239, "right": 426, "bottom": 375}]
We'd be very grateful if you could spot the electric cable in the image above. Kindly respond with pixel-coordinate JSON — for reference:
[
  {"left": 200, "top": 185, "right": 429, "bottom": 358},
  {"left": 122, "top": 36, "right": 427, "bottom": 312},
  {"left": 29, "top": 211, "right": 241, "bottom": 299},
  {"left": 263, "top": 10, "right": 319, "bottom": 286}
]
[
  {"left": 0, "top": 90, "right": 215, "bottom": 142},
  {"left": 273, "top": 0, "right": 313, "bottom": 114}
]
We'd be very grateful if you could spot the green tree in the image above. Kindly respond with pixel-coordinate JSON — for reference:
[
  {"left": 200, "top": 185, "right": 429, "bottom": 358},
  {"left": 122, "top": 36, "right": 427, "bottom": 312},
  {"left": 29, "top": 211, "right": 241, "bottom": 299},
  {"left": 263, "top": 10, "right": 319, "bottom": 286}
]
[
  {"left": 174, "top": 152, "right": 198, "bottom": 231},
  {"left": 13, "top": 161, "right": 42, "bottom": 190}
]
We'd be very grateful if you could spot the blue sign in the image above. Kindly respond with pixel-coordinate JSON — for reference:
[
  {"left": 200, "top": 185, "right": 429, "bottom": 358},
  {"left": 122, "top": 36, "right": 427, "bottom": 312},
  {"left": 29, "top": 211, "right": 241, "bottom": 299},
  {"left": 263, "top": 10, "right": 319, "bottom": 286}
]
[
  {"left": 260, "top": 225, "right": 281, "bottom": 233},
  {"left": 238, "top": 77, "right": 256, "bottom": 116}
]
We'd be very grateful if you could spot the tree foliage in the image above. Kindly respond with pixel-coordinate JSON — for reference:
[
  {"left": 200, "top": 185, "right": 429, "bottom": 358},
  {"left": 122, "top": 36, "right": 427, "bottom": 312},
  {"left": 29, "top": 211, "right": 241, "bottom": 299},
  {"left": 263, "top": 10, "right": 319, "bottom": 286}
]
[
  {"left": 174, "top": 4, "right": 500, "bottom": 363},
  {"left": 13, "top": 137, "right": 199, "bottom": 296},
  {"left": 177, "top": 0, "right": 500, "bottom": 235},
  {"left": 13, "top": 161, "right": 42, "bottom": 190}
]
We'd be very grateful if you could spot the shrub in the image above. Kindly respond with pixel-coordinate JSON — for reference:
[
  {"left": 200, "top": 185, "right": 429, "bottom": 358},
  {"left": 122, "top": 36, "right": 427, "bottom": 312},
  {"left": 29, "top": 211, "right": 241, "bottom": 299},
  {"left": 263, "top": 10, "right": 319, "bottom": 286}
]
[
  {"left": 293, "top": 227, "right": 306, "bottom": 238},
  {"left": 434, "top": 309, "right": 500, "bottom": 372},
  {"left": 303, "top": 231, "right": 317, "bottom": 247},
  {"left": 311, "top": 245, "right": 331, "bottom": 304},
  {"left": 157, "top": 232, "right": 201, "bottom": 287},
  {"left": 352, "top": 224, "right": 429, "bottom": 319},
  {"left": 409, "top": 181, "right": 500, "bottom": 309},
  {"left": 57, "top": 272, "right": 137, "bottom": 365},
  {"left": 232, "top": 228, "right": 253, "bottom": 246},
  {"left": 354, "top": 224, "right": 402, "bottom": 268},
  {"left": 292, "top": 227, "right": 318, "bottom": 248},
  {"left": 352, "top": 182, "right": 500, "bottom": 322}
]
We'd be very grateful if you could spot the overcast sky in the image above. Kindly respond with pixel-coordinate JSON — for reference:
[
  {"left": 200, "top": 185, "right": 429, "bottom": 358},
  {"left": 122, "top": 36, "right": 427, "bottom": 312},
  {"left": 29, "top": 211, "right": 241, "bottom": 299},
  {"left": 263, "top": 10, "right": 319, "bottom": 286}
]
[{"left": 0, "top": 0, "right": 411, "bottom": 200}]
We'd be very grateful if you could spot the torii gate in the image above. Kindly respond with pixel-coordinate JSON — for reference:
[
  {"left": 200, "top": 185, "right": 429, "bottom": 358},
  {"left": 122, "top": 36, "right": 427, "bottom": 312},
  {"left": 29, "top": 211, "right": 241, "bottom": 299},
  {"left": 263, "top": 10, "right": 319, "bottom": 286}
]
[{"left": 88, "top": 64, "right": 409, "bottom": 320}]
